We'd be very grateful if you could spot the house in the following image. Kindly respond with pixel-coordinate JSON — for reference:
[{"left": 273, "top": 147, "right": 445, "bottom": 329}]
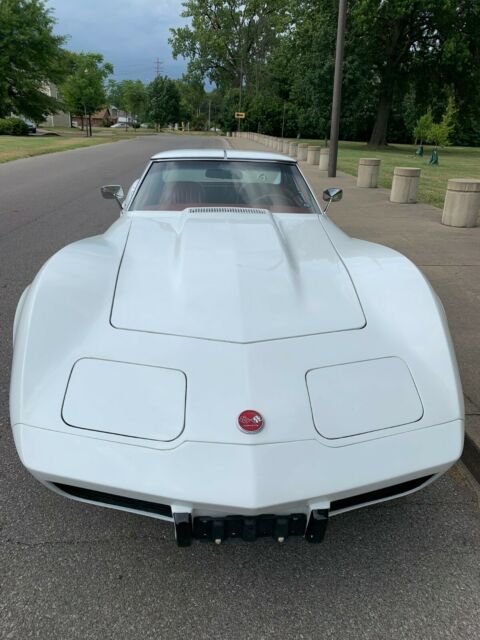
[
  {"left": 90, "top": 108, "right": 114, "bottom": 127},
  {"left": 71, "top": 108, "right": 114, "bottom": 129},
  {"left": 110, "top": 107, "right": 135, "bottom": 125},
  {"left": 40, "top": 83, "right": 71, "bottom": 127}
]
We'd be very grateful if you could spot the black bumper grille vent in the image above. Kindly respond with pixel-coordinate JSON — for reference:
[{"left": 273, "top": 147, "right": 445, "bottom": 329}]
[
  {"left": 53, "top": 483, "right": 172, "bottom": 518},
  {"left": 330, "top": 475, "right": 433, "bottom": 512}
]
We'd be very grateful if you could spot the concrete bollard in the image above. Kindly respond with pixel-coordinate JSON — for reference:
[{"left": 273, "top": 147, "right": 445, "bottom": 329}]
[
  {"left": 307, "top": 146, "right": 321, "bottom": 165},
  {"left": 442, "top": 179, "right": 480, "bottom": 228},
  {"left": 282, "top": 140, "right": 290, "bottom": 154},
  {"left": 357, "top": 158, "right": 380, "bottom": 188},
  {"left": 390, "top": 167, "right": 421, "bottom": 203},
  {"left": 288, "top": 142, "right": 298, "bottom": 158},
  {"left": 319, "top": 148, "right": 329, "bottom": 172},
  {"left": 297, "top": 143, "right": 308, "bottom": 161}
]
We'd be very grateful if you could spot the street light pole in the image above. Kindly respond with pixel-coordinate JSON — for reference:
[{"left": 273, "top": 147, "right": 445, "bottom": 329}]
[{"left": 328, "top": 0, "right": 347, "bottom": 178}]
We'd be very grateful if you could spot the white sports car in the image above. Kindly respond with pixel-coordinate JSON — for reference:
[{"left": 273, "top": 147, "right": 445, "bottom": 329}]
[{"left": 10, "top": 149, "right": 464, "bottom": 546}]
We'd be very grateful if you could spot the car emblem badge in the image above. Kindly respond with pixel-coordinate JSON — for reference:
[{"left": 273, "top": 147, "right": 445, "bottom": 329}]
[{"left": 238, "top": 410, "right": 264, "bottom": 433}]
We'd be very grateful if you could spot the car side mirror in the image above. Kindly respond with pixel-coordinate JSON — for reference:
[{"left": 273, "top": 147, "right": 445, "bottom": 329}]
[
  {"left": 322, "top": 187, "right": 343, "bottom": 203},
  {"left": 322, "top": 187, "right": 343, "bottom": 213},
  {"left": 101, "top": 185, "right": 124, "bottom": 209}
]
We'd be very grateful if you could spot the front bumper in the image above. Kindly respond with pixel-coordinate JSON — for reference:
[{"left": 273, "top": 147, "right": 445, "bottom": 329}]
[{"left": 13, "top": 420, "right": 463, "bottom": 525}]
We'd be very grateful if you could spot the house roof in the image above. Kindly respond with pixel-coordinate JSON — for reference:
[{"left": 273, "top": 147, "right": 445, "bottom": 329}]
[{"left": 91, "top": 108, "right": 111, "bottom": 119}]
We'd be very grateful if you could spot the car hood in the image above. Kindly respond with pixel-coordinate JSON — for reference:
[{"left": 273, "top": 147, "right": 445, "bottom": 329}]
[{"left": 111, "top": 212, "right": 365, "bottom": 342}]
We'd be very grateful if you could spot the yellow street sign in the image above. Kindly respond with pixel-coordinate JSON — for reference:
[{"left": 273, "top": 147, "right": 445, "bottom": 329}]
[{"left": 235, "top": 112, "right": 246, "bottom": 119}]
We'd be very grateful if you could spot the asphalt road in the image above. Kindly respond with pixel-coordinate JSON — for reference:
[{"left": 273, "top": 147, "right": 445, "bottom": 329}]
[{"left": 1, "top": 135, "right": 480, "bottom": 640}]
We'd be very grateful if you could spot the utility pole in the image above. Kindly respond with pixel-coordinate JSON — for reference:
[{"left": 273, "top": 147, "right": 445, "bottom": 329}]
[
  {"left": 328, "top": 0, "right": 347, "bottom": 178},
  {"left": 155, "top": 57, "right": 162, "bottom": 78},
  {"left": 208, "top": 100, "right": 211, "bottom": 130},
  {"left": 281, "top": 102, "right": 286, "bottom": 138}
]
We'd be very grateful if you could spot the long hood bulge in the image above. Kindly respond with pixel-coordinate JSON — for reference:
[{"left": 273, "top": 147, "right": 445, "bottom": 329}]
[{"left": 111, "top": 213, "right": 365, "bottom": 342}]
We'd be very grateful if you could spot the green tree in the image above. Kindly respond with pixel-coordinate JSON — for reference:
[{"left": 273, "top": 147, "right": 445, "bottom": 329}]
[
  {"left": 413, "top": 110, "right": 433, "bottom": 145},
  {"left": 350, "top": 0, "right": 480, "bottom": 146},
  {"left": 426, "top": 97, "right": 457, "bottom": 148},
  {"left": 169, "top": 0, "right": 289, "bottom": 100},
  {"left": 147, "top": 76, "right": 180, "bottom": 130},
  {"left": 108, "top": 79, "right": 147, "bottom": 127},
  {"left": 168, "top": 0, "right": 480, "bottom": 146},
  {"left": 107, "top": 79, "right": 126, "bottom": 111},
  {"left": 176, "top": 72, "right": 206, "bottom": 122},
  {"left": 123, "top": 80, "right": 146, "bottom": 125},
  {"left": 261, "top": 0, "right": 374, "bottom": 139},
  {"left": 0, "top": 0, "right": 68, "bottom": 120},
  {"left": 61, "top": 53, "right": 113, "bottom": 136}
]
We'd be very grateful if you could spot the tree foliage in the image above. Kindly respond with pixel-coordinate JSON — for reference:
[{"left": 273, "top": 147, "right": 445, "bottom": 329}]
[
  {"left": 61, "top": 53, "right": 113, "bottom": 135},
  {"left": 147, "top": 76, "right": 181, "bottom": 129},
  {"left": 426, "top": 97, "right": 457, "bottom": 148},
  {"left": 413, "top": 98, "right": 457, "bottom": 149},
  {"left": 413, "top": 111, "right": 433, "bottom": 145},
  {"left": 176, "top": 72, "right": 206, "bottom": 121},
  {"left": 0, "top": 0, "right": 68, "bottom": 120},
  {"left": 108, "top": 80, "right": 146, "bottom": 123},
  {"left": 170, "top": 0, "right": 480, "bottom": 145},
  {"left": 170, "top": 0, "right": 289, "bottom": 97}
]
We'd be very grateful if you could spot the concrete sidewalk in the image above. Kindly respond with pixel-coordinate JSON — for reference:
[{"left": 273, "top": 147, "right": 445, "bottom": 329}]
[{"left": 229, "top": 136, "right": 480, "bottom": 479}]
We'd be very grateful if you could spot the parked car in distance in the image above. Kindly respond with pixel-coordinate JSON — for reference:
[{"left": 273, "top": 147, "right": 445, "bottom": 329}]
[
  {"left": 110, "top": 122, "right": 128, "bottom": 129},
  {"left": 10, "top": 149, "right": 464, "bottom": 547},
  {"left": 19, "top": 117, "right": 36, "bottom": 134}
]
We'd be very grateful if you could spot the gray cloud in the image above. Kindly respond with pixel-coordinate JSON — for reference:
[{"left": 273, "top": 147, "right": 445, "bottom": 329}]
[{"left": 46, "top": 0, "right": 189, "bottom": 82}]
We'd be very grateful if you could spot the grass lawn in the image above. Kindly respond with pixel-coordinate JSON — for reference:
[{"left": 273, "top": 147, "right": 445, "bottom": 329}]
[
  {"left": 299, "top": 139, "right": 480, "bottom": 209},
  {"left": 0, "top": 135, "right": 116, "bottom": 163},
  {"left": 0, "top": 127, "right": 220, "bottom": 163},
  {"left": 0, "top": 127, "right": 158, "bottom": 163}
]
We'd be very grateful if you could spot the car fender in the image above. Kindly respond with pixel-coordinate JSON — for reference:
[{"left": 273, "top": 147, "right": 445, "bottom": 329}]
[
  {"left": 10, "top": 218, "right": 131, "bottom": 428},
  {"left": 319, "top": 215, "right": 464, "bottom": 420}
]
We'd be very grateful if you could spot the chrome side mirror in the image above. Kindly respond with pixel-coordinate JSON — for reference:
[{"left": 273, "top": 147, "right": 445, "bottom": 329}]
[
  {"left": 322, "top": 187, "right": 343, "bottom": 203},
  {"left": 101, "top": 185, "right": 125, "bottom": 209},
  {"left": 322, "top": 187, "right": 343, "bottom": 213}
]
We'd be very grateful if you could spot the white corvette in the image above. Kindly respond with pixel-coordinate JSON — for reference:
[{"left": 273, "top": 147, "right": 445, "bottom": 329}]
[{"left": 10, "top": 149, "right": 464, "bottom": 546}]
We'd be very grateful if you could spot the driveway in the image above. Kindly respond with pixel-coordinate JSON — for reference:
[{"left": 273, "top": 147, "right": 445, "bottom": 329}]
[{"left": 1, "top": 135, "right": 479, "bottom": 640}]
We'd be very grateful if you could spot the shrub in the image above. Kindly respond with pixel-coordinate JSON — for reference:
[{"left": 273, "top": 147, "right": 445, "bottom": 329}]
[
  {"left": 413, "top": 111, "right": 433, "bottom": 145},
  {"left": 0, "top": 117, "right": 30, "bottom": 135},
  {"left": 413, "top": 98, "right": 457, "bottom": 149},
  {"left": 9, "top": 117, "right": 30, "bottom": 135},
  {"left": 0, "top": 119, "right": 12, "bottom": 134}
]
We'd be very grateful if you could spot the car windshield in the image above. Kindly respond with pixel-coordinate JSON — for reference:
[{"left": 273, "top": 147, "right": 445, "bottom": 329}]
[{"left": 130, "top": 160, "right": 320, "bottom": 213}]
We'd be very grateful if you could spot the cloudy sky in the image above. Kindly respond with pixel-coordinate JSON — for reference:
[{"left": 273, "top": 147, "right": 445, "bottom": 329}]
[{"left": 46, "top": 0, "right": 189, "bottom": 82}]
